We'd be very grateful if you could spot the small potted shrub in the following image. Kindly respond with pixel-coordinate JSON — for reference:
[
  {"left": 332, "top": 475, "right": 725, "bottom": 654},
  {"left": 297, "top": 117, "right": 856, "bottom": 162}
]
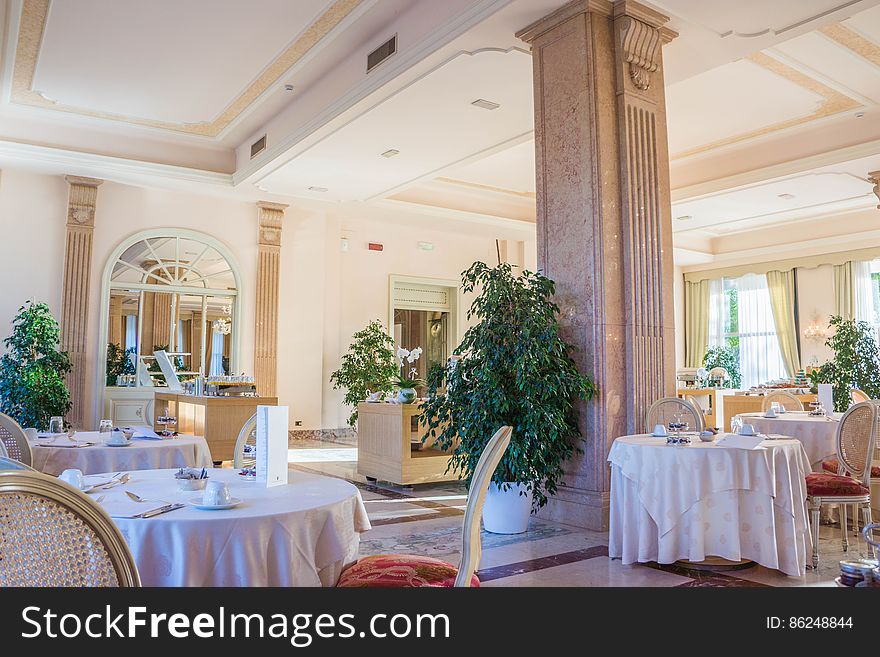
[{"left": 421, "top": 262, "right": 595, "bottom": 534}]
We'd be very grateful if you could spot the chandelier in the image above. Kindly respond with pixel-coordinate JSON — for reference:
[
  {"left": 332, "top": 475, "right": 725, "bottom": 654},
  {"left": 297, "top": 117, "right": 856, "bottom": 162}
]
[{"left": 212, "top": 318, "right": 231, "bottom": 335}]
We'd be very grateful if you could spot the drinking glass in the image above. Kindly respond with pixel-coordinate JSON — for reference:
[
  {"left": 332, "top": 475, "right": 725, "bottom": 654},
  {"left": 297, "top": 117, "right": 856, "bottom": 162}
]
[
  {"left": 48, "top": 416, "right": 64, "bottom": 434},
  {"left": 99, "top": 419, "right": 113, "bottom": 435},
  {"left": 731, "top": 415, "right": 743, "bottom": 434},
  {"left": 771, "top": 402, "right": 781, "bottom": 414},
  {"left": 66, "top": 421, "right": 77, "bottom": 441}
]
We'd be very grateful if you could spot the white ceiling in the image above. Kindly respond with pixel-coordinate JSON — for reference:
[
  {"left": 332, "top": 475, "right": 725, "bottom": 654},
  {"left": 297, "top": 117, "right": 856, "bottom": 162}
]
[{"left": 32, "top": 0, "right": 336, "bottom": 125}]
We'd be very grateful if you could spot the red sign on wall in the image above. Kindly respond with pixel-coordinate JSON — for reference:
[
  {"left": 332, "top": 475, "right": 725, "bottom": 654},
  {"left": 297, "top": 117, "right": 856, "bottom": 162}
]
[{"left": 368, "top": 243, "right": 384, "bottom": 251}]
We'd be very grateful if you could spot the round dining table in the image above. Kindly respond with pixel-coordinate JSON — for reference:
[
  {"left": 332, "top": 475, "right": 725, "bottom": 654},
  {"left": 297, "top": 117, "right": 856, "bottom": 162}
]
[
  {"left": 29, "top": 432, "right": 213, "bottom": 476},
  {"left": 735, "top": 411, "right": 841, "bottom": 471},
  {"left": 608, "top": 434, "right": 812, "bottom": 576},
  {"left": 90, "top": 467, "right": 371, "bottom": 587}
]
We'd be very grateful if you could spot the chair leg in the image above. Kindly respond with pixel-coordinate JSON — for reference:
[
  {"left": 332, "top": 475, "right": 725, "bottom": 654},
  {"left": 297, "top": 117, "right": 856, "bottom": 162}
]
[
  {"left": 861, "top": 504, "right": 874, "bottom": 556},
  {"left": 810, "top": 502, "right": 821, "bottom": 570},
  {"left": 841, "top": 504, "right": 849, "bottom": 552},
  {"left": 853, "top": 503, "right": 860, "bottom": 537}
]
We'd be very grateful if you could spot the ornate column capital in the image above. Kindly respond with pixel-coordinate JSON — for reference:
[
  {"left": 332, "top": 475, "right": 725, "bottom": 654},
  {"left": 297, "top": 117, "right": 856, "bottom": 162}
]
[
  {"left": 613, "top": 1, "right": 676, "bottom": 92},
  {"left": 256, "top": 201, "right": 288, "bottom": 248},
  {"left": 869, "top": 170, "right": 880, "bottom": 210},
  {"left": 64, "top": 175, "right": 102, "bottom": 228}
]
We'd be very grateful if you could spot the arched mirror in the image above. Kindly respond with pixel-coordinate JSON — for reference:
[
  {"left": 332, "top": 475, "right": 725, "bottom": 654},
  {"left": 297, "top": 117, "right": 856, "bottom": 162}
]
[{"left": 102, "top": 233, "right": 240, "bottom": 390}]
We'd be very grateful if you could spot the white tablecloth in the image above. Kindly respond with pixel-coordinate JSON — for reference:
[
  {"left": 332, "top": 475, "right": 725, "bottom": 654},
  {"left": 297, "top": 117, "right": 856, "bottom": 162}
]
[
  {"left": 736, "top": 412, "right": 840, "bottom": 471},
  {"left": 93, "top": 468, "right": 371, "bottom": 586},
  {"left": 608, "top": 434, "right": 812, "bottom": 576},
  {"left": 29, "top": 432, "right": 213, "bottom": 476}
]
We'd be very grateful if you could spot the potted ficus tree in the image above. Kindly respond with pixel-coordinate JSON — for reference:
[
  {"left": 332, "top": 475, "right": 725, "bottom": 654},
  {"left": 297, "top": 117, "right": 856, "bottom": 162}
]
[
  {"left": 420, "top": 262, "right": 595, "bottom": 534},
  {"left": 811, "top": 315, "right": 880, "bottom": 411},
  {"left": 0, "top": 300, "right": 72, "bottom": 430},
  {"left": 330, "top": 319, "right": 398, "bottom": 427}
]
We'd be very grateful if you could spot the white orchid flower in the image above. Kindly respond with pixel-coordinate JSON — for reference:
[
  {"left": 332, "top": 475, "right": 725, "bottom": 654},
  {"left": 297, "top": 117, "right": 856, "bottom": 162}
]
[{"left": 406, "top": 346, "right": 423, "bottom": 363}]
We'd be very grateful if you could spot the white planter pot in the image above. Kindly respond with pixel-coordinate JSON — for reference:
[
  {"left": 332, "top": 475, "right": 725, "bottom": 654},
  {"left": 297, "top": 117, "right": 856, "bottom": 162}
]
[{"left": 482, "top": 482, "right": 533, "bottom": 534}]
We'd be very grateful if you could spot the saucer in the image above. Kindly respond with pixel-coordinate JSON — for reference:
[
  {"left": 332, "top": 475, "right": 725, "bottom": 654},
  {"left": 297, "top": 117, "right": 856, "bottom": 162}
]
[
  {"left": 106, "top": 441, "right": 132, "bottom": 447},
  {"left": 652, "top": 431, "right": 668, "bottom": 438},
  {"left": 188, "top": 497, "right": 242, "bottom": 511}
]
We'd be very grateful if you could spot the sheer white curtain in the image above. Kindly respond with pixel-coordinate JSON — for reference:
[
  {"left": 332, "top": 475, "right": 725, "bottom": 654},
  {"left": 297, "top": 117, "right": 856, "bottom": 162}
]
[
  {"left": 209, "top": 328, "right": 224, "bottom": 376},
  {"left": 853, "top": 261, "right": 875, "bottom": 325},
  {"left": 736, "top": 273, "right": 789, "bottom": 388},
  {"left": 124, "top": 315, "right": 137, "bottom": 351},
  {"left": 707, "top": 278, "right": 725, "bottom": 347}
]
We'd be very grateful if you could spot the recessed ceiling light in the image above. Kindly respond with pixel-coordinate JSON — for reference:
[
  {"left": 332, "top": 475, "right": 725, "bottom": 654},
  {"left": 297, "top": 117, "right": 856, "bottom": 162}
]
[
  {"left": 284, "top": 84, "right": 295, "bottom": 92},
  {"left": 380, "top": 149, "right": 400, "bottom": 158},
  {"left": 778, "top": 193, "right": 795, "bottom": 200},
  {"left": 675, "top": 215, "right": 693, "bottom": 221},
  {"left": 855, "top": 111, "right": 865, "bottom": 118},
  {"left": 308, "top": 186, "right": 329, "bottom": 192},
  {"left": 471, "top": 98, "right": 500, "bottom": 111}
]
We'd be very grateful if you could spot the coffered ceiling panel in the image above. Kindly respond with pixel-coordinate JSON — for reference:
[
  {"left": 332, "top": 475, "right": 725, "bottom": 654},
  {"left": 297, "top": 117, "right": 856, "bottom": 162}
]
[{"left": 11, "top": 0, "right": 365, "bottom": 136}]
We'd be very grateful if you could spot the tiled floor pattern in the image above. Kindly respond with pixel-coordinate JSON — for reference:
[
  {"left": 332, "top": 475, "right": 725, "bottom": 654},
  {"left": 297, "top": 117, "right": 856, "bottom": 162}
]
[{"left": 288, "top": 440, "right": 872, "bottom": 587}]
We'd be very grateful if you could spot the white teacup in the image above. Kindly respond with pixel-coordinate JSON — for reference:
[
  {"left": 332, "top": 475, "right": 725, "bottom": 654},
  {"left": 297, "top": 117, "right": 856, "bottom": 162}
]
[
  {"left": 24, "top": 427, "right": 39, "bottom": 442},
  {"left": 739, "top": 423, "right": 757, "bottom": 436},
  {"left": 107, "top": 431, "right": 128, "bottom": 446},
  {"left": 203, "top": 480, "right": 231, "bottom": 506},
  {"left": 59, "top": 468, "right": 84, "bottom": 490},
  {"left": 652, "top": 424, "right": 668, "bottom": 437},
  {"left": 764, "top": 408, "right": 777, "bottom": 418}
]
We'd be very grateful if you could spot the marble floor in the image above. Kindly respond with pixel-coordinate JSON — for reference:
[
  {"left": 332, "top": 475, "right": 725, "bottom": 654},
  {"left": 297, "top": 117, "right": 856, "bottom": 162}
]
[{"left": 287, "top": 439, "right": 873, "bottom": 587}]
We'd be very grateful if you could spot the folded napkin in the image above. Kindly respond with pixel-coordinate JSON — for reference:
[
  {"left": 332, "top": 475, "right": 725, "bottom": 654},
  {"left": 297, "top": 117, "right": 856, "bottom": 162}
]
[
  {"left": 121, "top": 425, "right": 162, "bottom": 440},
  {"left": 100, "top": 497, "right": 167, "bottom": 518},
  {"left": 715, "top": 433, "right": 765, "bottom": 450},
  {"left": 33, "top": 436, "right": 94, "bottom": 448}
]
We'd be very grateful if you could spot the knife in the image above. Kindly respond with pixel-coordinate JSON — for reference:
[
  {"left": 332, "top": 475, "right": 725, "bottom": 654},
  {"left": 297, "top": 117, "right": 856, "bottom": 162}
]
[{"left": 135, "top": 503, "right": 185, "bottom": 518}]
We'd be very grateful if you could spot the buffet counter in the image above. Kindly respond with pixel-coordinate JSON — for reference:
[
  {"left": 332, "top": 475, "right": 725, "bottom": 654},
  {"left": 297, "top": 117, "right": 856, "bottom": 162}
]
[
  {"left": 721, "top": 393, "right": 817, "bottom": 431},
  {"left": 153, "top": 392, "right": 278, "bottom": 462}
]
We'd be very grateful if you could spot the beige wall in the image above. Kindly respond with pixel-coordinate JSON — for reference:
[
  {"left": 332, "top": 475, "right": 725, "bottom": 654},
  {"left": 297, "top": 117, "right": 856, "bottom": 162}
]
[
  {"left": 796, "top": 264, "right": 836, "bottom": 367},
  {"left": 673, "top": 265, "right": 685, "bottom": 370},
  {"left": 0, "top": 167, "right": 537, "bottom": 431}
]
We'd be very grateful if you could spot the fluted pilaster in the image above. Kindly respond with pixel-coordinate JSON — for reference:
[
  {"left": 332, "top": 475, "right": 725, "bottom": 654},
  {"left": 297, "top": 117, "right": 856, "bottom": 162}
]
[
  {"left": 254, "top": 201, "right": 288, "bottom": 397},
  {"left": 60, "top": 175, "right": 102, "bottom": 427}
]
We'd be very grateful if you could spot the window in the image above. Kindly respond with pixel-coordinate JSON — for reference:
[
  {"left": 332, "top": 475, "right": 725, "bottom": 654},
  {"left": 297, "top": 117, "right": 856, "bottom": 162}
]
[
  {"left": 869, "top": 260, "right": 880, "bottom": 342},
  {"left": 710, "top": 273, "right": 789, "bottom": 388}
]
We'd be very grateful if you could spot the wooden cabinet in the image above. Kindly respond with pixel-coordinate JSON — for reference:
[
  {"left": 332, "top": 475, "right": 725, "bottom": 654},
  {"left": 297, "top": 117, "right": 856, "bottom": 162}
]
[
  {"left": 103, "top": 387, "right": 155, "bottom": 427},
  {"left": 677, "top": 388, "right": 737, "bottom": 431},
  {"left": 356, "top": 402, "right": 458, "bottom": 485},
  {"left": 153, "top": 393, "right": 278, "bottom": 462},
  {"left": 722, "top": 393, "right": 817, "bottom": 431}
]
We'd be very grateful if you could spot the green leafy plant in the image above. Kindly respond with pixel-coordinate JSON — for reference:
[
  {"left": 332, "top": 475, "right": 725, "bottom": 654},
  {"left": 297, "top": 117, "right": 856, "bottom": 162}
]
[
  {"left": 330, "top": 320, "right": 398, "bottom": 427},
  {"left": 702, "top": 345, "right": 741, "bottom": 388},
  {"left": 814, "top": 315, "right": 880, "bottom": 412},
  {"left": 0, "top": 300, "right": 72, "bottom": 429},
  {"left": 420, "top": 262, "right": 596, "bottom": 510},
  {"left": 106, "top": 343, "right": 136, "bottom": 386}
]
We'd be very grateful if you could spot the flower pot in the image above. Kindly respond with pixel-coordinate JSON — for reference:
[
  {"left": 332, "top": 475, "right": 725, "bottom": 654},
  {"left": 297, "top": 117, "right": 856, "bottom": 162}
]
[
  {"left": 483, "top": 482, "right": 533, "bottom": 534},
  {"left": 397, "top": 388, "right": 416, "bottom": 404}
]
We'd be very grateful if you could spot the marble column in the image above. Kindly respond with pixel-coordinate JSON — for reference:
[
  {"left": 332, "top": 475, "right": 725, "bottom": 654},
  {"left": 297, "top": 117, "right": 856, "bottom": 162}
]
[
  {"left": 517, "top": 0, "right": 676, "bottom": 530},
  {"left": 60, "top": 175, "right": 102, "bottom": 428},
  {"left": 254, "top": 201, "right": 288, "bottom": 397},
  {"left": 870, "top": 171, "right": 880, "bottom": 210}
]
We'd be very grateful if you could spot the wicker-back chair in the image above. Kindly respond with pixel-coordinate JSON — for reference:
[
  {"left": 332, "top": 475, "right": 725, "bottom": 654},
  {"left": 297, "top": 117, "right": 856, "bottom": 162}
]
[
  {"left": 233, "top": 413, "right": 257, "bottom": 469},
  {"left": 0, "top": 412, "right": 31, "bottom": 466},
  {"left": 851, "top": 389, "right": 871, "bottom": 405},
  {"left": 0, "top": 456, "right": 34, "bottom": 471},
  {"left": 761, "top": 391, "right": 804, "bottom": 412},
  {"left": 805, "top": 401, "right": 877, "bottom": 569},
  {"left": 645, "top": 397, "right": 705, "bottom": 433},
  {"left": 0, "top": 470, "right": 140, "bottom": 586}
]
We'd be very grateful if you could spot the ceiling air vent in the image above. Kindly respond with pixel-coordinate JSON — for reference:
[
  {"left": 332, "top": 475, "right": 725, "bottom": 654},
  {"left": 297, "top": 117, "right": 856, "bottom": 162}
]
[
  {"left": 367, "top": 34, "right": 397, "bottom": 73},
  {"left": 250, "top": 134, "right": 267, "bottom": 159}
]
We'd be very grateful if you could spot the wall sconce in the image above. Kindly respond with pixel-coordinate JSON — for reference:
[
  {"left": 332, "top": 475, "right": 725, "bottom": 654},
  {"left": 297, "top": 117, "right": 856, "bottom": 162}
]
[{"left": 803, "top": 320, "right": 828, "bottom": 341}]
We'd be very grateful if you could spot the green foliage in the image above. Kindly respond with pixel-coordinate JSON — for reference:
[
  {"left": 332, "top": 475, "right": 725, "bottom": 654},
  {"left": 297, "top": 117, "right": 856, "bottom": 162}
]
[
  {"left": 330, "top": 320, "right": 398, "bottom": 427},
  {"left": 106, "top": 343, "right": 136, "bottom": 386},
  {"left": 0, "top": 300, "right": 71, "bottom": 429},
  {"left": 814, "top": 315, "right": 880, "bottom": 412},
  {"left": 702, "top": 345, "right": 741, "bottom": 388},
  {"left": 420, "top": 262, "right": 596, "bottom": 511}
]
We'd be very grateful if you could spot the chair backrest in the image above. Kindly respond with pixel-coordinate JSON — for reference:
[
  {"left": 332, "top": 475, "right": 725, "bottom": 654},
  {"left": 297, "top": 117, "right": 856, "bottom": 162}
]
[
  {"left": 0, "top": 456, "right": 35, "bottom": 471},
  {"left": 645, "top": 397, "right": 705, "bottom": 433},
  {"left": 455, "top": 425, "right": 513, "bottom": 588},
  {"left": 0, "top": 470, "right": 140, "bottom": 586},
  {"left": 851, "top": 389, "right": 871, "bottom": 405},
  {"left": 761, "top": 391, "right": 804, "bottom": 412},
  {"left": 233, "top": 413, "right": 258, "bottom": 469},
  {"left": 835, "top": 401, "right": 878, "bottom": 487},
  {"left": 0, "top": 412, "right": 31, "bottom": 466}
]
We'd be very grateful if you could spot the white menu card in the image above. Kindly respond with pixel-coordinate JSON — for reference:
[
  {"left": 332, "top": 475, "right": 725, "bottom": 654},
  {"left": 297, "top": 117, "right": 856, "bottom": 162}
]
[
  {"left": 256, "top": 405, "right": 289, "bottom": 488},
  {"left": 818, "top": 384, "right": 834, "bottom": 416}
]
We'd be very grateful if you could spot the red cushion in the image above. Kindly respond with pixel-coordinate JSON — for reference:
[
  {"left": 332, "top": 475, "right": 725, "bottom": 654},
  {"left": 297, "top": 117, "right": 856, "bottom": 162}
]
[
  {"left": 806, "top": 472, "right": 870, "bottom": 497},
  {"left": 336, "top": 554, "right": 479, "bottom": 588},
  {"left": 821, "top": 459, "right": 880, "bottom": 478}
]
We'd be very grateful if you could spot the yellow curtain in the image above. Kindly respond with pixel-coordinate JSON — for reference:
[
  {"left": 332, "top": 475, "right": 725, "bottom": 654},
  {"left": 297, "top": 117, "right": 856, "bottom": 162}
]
[
  {"left": 685, "top": 279, "right": 710, "bottom": 368},
  {"left": 766, "top": 270, "right": 801, "bottom": 377},
  {"left": 834, "top": 262, "right": 855, "bottom": 320}
]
